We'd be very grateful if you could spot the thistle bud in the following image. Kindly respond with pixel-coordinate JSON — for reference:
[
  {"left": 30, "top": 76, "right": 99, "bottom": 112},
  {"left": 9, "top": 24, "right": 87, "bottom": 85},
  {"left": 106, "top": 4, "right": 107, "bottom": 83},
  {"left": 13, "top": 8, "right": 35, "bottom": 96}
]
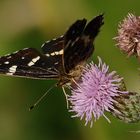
[{"left": 111, "top": 92, "right": 140, "bottom": 123}]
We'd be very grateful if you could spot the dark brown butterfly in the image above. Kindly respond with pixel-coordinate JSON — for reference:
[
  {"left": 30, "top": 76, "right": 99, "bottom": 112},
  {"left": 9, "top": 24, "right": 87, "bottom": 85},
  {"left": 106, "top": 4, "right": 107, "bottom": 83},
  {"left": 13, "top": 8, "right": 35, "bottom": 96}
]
[{"left": 0, "top": 14, "right": 104, "bottom": 109}]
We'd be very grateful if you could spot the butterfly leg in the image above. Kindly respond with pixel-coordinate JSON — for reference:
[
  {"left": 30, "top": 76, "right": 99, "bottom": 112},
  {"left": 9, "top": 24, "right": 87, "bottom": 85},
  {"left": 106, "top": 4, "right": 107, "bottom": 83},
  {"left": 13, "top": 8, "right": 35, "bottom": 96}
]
[{"left": 62, "top": 86, "right": 69, "bottom": 109}]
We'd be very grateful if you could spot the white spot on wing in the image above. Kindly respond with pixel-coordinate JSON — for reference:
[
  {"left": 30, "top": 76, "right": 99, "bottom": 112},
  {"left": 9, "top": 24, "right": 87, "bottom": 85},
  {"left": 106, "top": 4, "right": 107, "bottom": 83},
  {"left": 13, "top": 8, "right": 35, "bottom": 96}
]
[
  {"left": 46, "top": 54, "right": 50, "bottom": 57},
  {"left": 41, "top": 43, "right": 45, "bottom": 48},
  {"left": 4, "top": 61, "right": 9, "bottom": 64},
  {"left": 60, "top": 35, "right": 64, "bottom": 38},
  {"left": 48, "top": 68, "right": 52, "bottom": 70},
  {"left": 23, "top": 48, "right": 28, "bottom": 50},
  {"left": 7, "top": 56, "right": 12, "bottom": 59},
  {"left": 55, "top": 52, "right": 59, "bottom": 55},
  {"left": 4, "top": 54, "right": 10, "bottom": 57},
  {"left": 50, "top": 52, "right": 55, "bottom": 56},
  {"left": 50, "top": 49, "right": 64, "bottom": 56},
  {"left": 54, "top": 62, "right": 58, "bottom": 65},
  {"left": 28, "top": 61, "right": 34, "bottom": 66},
  {"left": 13, "top": 50, "right": 19, "bottom": 54},
  {"left": 52, "top": 38, "right": 56, "bottom": 41},
  {"left": 6, "top": 73, "right": 13, "bottom": 75},
  {"left": 32, "top": 56, "right": 40, "bottom": 63},
  {"left": 28, "top": 56, "right": 40, "bottom": 66},
  {"left": 58, "top": 49, "right": 63, "bottom": 55},
  {"left": 7, "top": 65, "right": 17, "bottom": 75},
  {"left": 45, "top": 40, "right": 50, "bottom": 43},
  {"left": 45, "top": 49, "right": 64, "bottom": 57}
]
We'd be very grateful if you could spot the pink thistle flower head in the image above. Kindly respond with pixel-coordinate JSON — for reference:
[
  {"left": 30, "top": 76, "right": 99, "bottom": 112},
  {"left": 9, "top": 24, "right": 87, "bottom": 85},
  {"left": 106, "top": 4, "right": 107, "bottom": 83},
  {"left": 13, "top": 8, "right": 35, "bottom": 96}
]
[
  {"left": 69, "top": 57, "right": 128, "bottom": 127},
  {"left": 115, "top": 13, "right": 140, "bottom": 57}
]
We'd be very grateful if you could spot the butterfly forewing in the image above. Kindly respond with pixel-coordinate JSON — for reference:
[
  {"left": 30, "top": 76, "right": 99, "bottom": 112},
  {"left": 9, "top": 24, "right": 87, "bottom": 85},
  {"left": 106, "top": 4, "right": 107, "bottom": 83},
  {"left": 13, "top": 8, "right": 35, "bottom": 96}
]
[
  {"left": 64, "top": 14, "right": 104, "bottom": 73},
  {"left": 83, "top": 14, "right": 104, "bottom": 39},
  {"left": 0, "top": 48, "right": 60, "bottom": 79},
  {"left": 41, "top": 36, "right": 64, "bottom": 54},
  {"left": 64, "top": 19, "right": 87, "bottom": 45}
]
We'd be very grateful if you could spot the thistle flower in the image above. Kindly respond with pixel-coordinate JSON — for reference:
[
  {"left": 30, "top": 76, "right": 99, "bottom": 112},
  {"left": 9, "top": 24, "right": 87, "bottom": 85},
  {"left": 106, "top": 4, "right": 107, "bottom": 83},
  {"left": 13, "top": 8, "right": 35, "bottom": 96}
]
[
  {"left": 115, "top": 13, "right": 140, "bottom": 57},
  {"left": 111, "top": 91, "right": 140, "bottom": 123},
  {"left": 69, "top": 57, "right": 128, "bottom": 127}
]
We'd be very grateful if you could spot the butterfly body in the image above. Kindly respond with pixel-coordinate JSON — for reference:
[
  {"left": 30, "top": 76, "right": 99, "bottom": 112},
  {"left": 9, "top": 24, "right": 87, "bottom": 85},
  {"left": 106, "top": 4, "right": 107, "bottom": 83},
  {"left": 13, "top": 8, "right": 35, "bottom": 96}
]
[{"left": 0, "top": 15, "right": 104, "bottom": 87}]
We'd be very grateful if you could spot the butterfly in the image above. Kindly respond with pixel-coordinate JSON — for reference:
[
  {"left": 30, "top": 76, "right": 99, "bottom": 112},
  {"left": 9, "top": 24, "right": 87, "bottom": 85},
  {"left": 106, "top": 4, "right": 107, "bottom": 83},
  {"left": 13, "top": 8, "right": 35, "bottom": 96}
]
[{"left": 0, "top": 15, "right": 104, "bottom": 108}]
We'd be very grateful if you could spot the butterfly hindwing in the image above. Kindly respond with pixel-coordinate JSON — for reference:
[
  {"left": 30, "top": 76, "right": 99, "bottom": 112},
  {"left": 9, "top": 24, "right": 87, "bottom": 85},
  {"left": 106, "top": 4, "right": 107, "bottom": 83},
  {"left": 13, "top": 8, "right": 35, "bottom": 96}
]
[
  {"left": 63, "top": 14, "right": 104, "bottom": 73},
  {"left": 41, "top": 36, "right": 64, "bottom": 55},
  {"left": 0, "top": 48, "right": 60, "bottom": 79}
]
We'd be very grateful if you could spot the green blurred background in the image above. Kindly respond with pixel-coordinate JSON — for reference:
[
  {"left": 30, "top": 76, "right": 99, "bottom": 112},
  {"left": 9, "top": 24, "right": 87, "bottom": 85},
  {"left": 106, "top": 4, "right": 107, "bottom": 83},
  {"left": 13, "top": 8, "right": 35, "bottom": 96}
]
[{"left": 0, "top": 0, "right": 140, "bottom": 140}]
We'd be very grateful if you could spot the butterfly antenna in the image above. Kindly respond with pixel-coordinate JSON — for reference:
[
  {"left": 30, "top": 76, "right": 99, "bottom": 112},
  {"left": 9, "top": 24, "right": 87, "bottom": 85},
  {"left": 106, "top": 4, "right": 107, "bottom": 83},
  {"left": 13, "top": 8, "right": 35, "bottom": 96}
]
[{"left": 29, "top": 84, "right": 56, "bottom": 111}]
